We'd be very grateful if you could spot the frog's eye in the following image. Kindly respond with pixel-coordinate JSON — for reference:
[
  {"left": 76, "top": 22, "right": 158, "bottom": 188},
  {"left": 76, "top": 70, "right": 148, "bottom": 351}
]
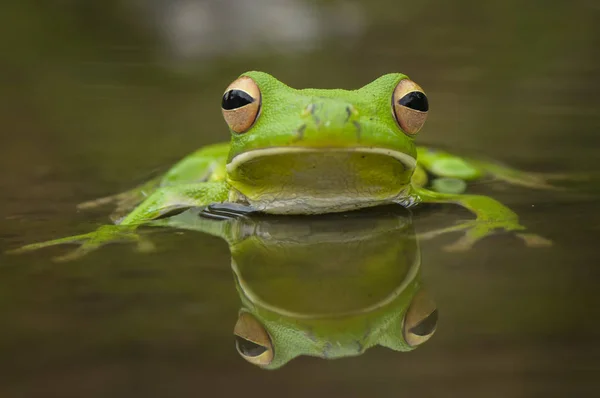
[
  {"left": 403, "top": 288, "right": 438, "bottom": 347},
  {"left": 221, "top": 76, "right": 261, "bottom": 134},
  {"left": 233, "top": 312, "right": 274, "bottom": 366},
  {"left": 392, "top": 79, "right": 429, "bottom": 136}
]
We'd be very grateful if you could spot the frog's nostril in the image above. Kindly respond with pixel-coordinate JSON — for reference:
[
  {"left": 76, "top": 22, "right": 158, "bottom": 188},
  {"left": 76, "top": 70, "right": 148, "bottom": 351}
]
[
  {"left": 303, "top": 103, "right": 316, "bottom": 116},
  {"left": 345, "top": 105, "right": 358, "bottom": 122}
]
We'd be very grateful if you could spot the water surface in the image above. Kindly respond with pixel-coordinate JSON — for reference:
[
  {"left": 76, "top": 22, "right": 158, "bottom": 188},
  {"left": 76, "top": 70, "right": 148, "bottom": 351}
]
[{"left": 1, "top": 1, "right": 599, "bottom": 397}]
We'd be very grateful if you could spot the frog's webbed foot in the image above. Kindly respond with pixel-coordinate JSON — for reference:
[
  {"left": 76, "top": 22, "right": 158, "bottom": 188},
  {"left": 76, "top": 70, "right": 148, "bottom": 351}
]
[
  {"left": 7, "top": 225, "right": 155, "bottom": 262},
  {"left": 78, "top": 194, "right": 143, "bottom": 224},
  {"left": 496, "top": 172, "right": 570, "bottom": 191},
  {"left": 476, "top": 163, "right": 589, "bottom": 191},
  {"left": 415, "top": 187, "right": 553, "bottom": 251},
  {"left": 418, "top": 220, "right": 552, "bottom": 252},
  {"left": 78, "top": 191, "right": 141, "bottom": 211},
  {"left": 78, "top": 178, "right": 161, "bottom": 222}
]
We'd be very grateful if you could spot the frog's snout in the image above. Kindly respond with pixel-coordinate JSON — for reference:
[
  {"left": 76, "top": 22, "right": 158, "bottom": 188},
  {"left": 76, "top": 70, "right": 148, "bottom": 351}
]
[{"left": 300, "top": 100, "right": 361, "bottom": 141}]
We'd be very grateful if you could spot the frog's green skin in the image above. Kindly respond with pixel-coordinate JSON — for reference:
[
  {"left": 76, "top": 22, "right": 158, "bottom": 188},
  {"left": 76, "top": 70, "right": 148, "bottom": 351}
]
[
  {"left": 161, "top": 206, "right": 436, "bottom": 369},
  {"left": 11, "top": 71, "right": 554, "bottom": 260}
]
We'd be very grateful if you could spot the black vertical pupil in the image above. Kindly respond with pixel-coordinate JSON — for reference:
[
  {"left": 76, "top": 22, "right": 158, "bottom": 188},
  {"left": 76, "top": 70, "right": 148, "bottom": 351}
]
[
  {"left": 222, "top": 90, "right": 254, "bottom": 110},
  {"left": 398, "top": 91, "right": 429, "bottom": 112},
  {"left": 235, "top": 336, "right": 267, "bottom": 357}
]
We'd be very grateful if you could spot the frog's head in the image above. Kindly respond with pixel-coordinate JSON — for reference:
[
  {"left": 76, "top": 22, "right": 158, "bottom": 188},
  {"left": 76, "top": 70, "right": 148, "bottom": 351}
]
[
  {"left": 220, "top": 71, "right": 429, "bottom": 214},
  {"left": 233, "top": 280, "right": 437, "bottom": 370}
]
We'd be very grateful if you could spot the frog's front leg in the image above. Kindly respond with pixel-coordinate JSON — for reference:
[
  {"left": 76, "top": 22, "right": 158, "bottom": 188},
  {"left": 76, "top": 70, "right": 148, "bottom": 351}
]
[
  {"left": 413, "top": 187, "right": 552, "bottom": 251},
  {"left": 10, "top": 181, "right": 230, "bottom": 261},
  {"left": 416, "top": 146, "right": 565, "bottom": 191},
  {"left": 116, "top": 181, "right": 230, "bottom": 225}
]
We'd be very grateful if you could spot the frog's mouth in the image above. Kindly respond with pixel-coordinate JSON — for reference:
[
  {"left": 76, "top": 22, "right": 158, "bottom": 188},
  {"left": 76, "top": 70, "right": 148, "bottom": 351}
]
[{"left": 226, "top": 147, "right": 416, "bottom": 214}]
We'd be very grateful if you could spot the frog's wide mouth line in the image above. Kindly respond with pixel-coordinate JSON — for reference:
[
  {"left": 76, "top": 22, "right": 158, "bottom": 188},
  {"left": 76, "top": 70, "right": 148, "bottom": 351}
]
[{"left": 226, "top": 147, "right": 417, "bottom": 173}]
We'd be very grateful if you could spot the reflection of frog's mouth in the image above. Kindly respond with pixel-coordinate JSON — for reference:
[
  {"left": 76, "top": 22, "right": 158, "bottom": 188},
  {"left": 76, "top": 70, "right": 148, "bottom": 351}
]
[
  {"left": 231, "top": 251, "right": 420, "bottom": 319},
  {"left": 226, "top": 147, "right": 416, "bottom": 214}
]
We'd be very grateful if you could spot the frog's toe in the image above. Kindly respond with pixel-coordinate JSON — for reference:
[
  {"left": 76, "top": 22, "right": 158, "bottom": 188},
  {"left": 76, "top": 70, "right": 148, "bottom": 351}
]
[
  {"left": 534, "top": 172, "right": 586, "bottom": 181},
  {"left": 135, "top": 236, "right": 156, "bottom": 253},
  {"left": 442, "top": 235, "right": 476, "bottom": 252},
  {"left": 417, "top": 222, "right": 473, "bottom": 241},
  {"left": 52, "top": 227, "right": 147, "bottom": 261},
  {"left": 6, "top": 232, "right": 102, "bottom": 262},
  {"left": 440, "top": 223, "right": 494, "bottom": 252},
  {"left": 420, "top": 220, "right": 550, "bottom": 251},
  {"left": 7, "top": 233, "right": 91, "bottom": 255},
  {"left": 77, "top": 195, "right": 117, "bottom": 210},
  {"left": 515, "top": 233, "right": 553, "bottom": 248},
  {"left": 440, "top": 224, "right": 551, "bottom": 252},
  {"left": 8, "top": 225, "right": 145, "bottom": 262},
  {"left": 504, "top": 172, "right": 570, "bottom": 191},
  {"left": 52, "top": 241, "right": 101, "bottom": 263}
]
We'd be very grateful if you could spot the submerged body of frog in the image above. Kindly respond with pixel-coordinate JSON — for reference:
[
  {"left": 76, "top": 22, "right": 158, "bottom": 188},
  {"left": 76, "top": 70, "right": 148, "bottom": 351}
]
[{"left": 12, "top": 71, "right": 555, "bottom": 260}]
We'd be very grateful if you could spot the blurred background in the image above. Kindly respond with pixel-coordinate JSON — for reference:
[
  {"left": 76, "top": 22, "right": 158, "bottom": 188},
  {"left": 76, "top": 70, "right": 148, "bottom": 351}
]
[{"left": 0, "top": 0, "right": 599, "bottom": 397}]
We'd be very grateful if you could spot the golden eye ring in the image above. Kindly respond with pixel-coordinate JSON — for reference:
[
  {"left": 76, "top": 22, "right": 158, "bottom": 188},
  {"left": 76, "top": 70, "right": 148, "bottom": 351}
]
[
  {"left": 221, "top": 76, "right": 261, "bottom": 134},
  {"left": 392, "top": 79, "right": 429, "bottom": 136},
  {"left": 233, "top": 312, "right": 274, "bottom": 366},
  {"left": 403, "top": 288, "right": 438, "bottom": 347}
]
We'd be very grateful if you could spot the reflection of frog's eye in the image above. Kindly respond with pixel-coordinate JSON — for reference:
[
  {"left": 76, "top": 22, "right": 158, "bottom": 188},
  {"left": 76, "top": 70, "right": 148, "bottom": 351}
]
[
  {"left": 221, "top": 76, "right": 261, "bottom": 134},
  {"left": 233, "top": 312, "right": 274, "bottom": 366},
  {"left": 392, "top": 79, "right": 429, "bottom": 136},
  {"left": 403, "top": 288, "right": 438, "bottom": 347}
]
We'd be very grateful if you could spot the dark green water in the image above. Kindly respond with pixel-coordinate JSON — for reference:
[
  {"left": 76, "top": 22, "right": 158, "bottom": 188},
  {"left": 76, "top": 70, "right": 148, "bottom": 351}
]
[{"left": 1, "top": 1, "right": 599, "bottom": 397}]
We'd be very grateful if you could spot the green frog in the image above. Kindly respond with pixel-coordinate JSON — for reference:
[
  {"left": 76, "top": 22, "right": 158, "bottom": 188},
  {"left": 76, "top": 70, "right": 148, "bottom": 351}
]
[
  {"left": 11, "top": 71, "right": 554, "bottom": 260},
  {"left": 161, "top": 205, "right": 436, "bottom": 369}
]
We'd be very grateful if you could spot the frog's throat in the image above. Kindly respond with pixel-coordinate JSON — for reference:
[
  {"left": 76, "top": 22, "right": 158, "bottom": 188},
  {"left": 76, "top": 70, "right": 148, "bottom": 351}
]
[{"left": 225, "top": 147, "right": 417, "bottom": 215}]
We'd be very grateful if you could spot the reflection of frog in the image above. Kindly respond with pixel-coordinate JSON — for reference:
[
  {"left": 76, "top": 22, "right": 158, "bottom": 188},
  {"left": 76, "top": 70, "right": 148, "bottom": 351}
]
[
  {"left": 11, "top": 71, "right": 553, "bottom": 260},
  {"left": 164, "top": 205, "right": 437, "bottom": 369}
]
